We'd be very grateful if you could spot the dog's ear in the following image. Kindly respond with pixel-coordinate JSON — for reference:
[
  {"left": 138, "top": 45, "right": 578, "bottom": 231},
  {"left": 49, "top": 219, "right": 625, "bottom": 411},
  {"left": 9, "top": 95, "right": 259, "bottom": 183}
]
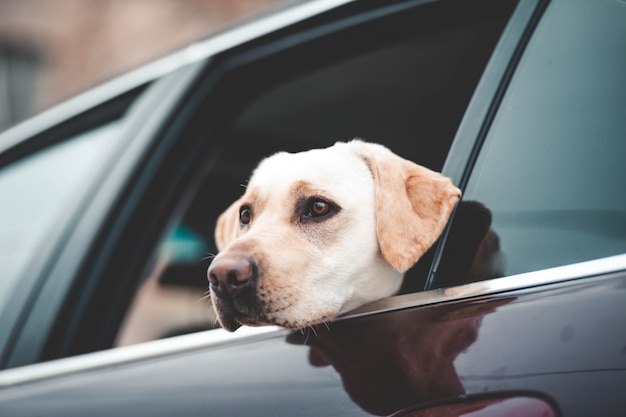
[
  {"left": 215, "top": 198, "right": 242, "bottom": 251},
  {"left": 350, "top": 140, "right": 461, "bottom": 272}
]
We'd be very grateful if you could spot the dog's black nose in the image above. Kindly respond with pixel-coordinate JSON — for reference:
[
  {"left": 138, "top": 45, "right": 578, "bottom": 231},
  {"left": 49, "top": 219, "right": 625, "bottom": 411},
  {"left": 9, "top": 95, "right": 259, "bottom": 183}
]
[{"left": 208, "top": 255, "right": 256, "bottom": 299}]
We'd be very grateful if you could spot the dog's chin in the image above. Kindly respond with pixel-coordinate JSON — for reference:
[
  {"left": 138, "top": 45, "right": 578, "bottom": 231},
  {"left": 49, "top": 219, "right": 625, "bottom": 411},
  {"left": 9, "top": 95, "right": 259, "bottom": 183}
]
[
  {"left": 218, "top": 314, "right": 243, "bottom": 332},
  {"left": 213, "top": 290, "right": 382, "bottom": 331},
  {"left": 214, "top": 305, "right": 249, "bottom": 332},
  {"left": 221, "top": 313, "right": 278, "bottom": 332},
  {"left": 214, "top": 302, "right": 272, "bottom": 332},
  {"left": 216, "top": 308, "right": 337, "bottom": 332}
]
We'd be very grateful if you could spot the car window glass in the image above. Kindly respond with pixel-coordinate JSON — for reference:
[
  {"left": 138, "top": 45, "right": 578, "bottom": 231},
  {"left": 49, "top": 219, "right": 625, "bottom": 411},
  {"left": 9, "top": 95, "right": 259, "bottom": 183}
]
[
  {"left": 0, "top": 121, "right": 124, "bottom": 315},
  {"left": 436, "top": 0, "right": 626, "bottom": 287}
]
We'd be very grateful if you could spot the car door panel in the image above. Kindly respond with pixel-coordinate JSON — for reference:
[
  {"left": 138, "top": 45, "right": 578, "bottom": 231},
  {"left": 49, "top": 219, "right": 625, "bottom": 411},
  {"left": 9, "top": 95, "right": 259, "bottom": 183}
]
[{"left": 1, "top": 262, "right": 624, "bottom": 416}]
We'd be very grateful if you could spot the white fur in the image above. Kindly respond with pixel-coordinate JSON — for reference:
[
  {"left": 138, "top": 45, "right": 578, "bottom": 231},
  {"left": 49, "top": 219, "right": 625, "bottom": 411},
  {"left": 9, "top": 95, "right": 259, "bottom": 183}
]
[{"left": 209, "top": 140, "right": 459, "bottom": 331}]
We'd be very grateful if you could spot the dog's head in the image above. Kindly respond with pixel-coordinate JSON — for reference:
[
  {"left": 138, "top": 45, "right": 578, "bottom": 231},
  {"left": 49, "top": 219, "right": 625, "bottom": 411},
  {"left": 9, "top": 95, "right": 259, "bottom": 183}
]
[{"left": 208, "top": 140, "right": 460, "bottom": 331}]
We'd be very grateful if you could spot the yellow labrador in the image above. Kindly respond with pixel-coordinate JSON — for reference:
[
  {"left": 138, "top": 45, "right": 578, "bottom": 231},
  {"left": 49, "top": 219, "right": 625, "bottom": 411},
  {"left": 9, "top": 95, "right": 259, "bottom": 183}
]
[{"left": 208, "top": 140, "right": 460, "bottom": 331}]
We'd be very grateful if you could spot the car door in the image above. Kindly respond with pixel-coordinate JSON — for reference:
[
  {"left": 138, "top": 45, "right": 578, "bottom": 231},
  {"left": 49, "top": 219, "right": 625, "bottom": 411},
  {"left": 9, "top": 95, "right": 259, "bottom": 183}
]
[{"left": 0, "top": 0, "right": 624, "bottom": 416}]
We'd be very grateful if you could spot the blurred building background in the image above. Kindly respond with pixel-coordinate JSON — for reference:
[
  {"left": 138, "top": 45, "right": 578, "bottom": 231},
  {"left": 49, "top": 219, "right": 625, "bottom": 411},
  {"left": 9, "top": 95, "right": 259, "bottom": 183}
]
[{"left": 0, "top": 0, "right": 282, "bottom": 132}]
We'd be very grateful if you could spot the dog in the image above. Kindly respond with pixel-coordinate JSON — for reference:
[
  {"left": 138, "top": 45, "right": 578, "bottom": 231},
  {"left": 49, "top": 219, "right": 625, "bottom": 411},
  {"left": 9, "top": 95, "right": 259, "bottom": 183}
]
[{"left": 207, "top": 140, "right": 461, "bottom": 331}]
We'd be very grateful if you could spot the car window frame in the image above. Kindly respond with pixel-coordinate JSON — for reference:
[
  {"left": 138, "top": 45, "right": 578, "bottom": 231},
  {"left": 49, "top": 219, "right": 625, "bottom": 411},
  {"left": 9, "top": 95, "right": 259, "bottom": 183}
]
[
  {"left": 40, "top": 0, "right": 475, "bottom": 362},
  {"left": 3, "top": 0, "right": 533, "bottom": 369},
  {"left": 44, "top": 0, "right": 525, "bottom": 362}
]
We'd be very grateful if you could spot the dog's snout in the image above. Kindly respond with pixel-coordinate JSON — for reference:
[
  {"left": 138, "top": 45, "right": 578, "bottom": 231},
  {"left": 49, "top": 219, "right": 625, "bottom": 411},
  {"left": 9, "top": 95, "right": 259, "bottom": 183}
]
[{"left": 208, "top": 255, "right": 256, "bottom": 299}]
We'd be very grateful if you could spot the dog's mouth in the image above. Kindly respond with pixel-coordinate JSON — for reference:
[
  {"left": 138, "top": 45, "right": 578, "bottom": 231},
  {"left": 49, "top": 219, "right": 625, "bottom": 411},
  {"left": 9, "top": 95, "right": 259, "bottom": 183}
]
[
  {"left": 212, "top": 296, "right": 274, "bottom": 332},
  {"left": 213, "top": 296, "right": 336, "bottom": 332}
]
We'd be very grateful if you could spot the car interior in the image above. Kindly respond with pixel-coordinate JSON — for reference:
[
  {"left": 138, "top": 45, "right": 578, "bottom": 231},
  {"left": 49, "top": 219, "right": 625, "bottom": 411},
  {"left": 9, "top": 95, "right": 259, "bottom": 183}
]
[{"left": 116, "top": 0, "right": 517, "bottom": 346}]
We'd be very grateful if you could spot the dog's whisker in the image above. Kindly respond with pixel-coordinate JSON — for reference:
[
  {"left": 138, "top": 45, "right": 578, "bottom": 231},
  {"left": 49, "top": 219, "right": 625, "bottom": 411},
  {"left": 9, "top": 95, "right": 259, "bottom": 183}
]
[
  {"left": 301, "top": 327, "right": 311, "bottom": 344},
  {"left": 202, "top": 253, "right": 217, "bottom": 261},
  {"left": 196, "top": 293, "right": 211, "bottom": 304}
]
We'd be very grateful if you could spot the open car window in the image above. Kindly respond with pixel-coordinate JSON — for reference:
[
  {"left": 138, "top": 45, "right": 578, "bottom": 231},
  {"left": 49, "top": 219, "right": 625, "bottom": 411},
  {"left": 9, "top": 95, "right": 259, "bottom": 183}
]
[{"left": 117, "top": 0, "right": 518, "bottom": 344}]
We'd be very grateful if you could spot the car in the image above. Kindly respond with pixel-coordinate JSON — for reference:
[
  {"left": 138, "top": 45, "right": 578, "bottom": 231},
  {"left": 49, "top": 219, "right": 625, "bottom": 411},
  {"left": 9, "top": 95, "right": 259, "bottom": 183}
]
[{"left": 0, "top": 0, "right": 625, "bottom": 415}]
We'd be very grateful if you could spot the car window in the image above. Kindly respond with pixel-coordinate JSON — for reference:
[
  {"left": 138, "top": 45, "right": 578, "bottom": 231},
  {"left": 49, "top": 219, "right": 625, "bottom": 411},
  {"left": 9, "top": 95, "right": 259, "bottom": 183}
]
[
  {"left": 116, "top": 0, "right": 517, "bottom": 343},
  {"left": 0, "top": 121, "right": 124, "bottom": 316},
  {"left": 436, "top": 0, "right": 626, "bottom": 287}
]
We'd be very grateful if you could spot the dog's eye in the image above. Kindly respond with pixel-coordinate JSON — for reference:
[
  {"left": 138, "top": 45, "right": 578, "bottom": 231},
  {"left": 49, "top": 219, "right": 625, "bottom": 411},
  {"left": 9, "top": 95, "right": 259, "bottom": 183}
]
[
  {"left": 311, "top": 200, "right": 330, "bottom": 216},
  {"left": 298, "top": 197, "right": 339, "bottom": 223},
  {"left": 305, "top": 199, "right": 334, "bottom": 219},
  {"left": 239, "top": 206, "right": 252, "bottom": 225}
]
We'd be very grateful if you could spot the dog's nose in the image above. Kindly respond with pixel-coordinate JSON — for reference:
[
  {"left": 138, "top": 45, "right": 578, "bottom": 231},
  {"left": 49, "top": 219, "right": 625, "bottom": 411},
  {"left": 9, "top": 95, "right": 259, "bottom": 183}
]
[{"left": 208, "top": 255, "right": 256, "bottom": 299}]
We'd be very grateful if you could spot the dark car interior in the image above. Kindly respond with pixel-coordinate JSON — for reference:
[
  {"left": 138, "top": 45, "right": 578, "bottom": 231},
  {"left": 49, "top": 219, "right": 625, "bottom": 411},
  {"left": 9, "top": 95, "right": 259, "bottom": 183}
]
[{"left": 117, "top": 0, "right": 518, "bottom": 344}]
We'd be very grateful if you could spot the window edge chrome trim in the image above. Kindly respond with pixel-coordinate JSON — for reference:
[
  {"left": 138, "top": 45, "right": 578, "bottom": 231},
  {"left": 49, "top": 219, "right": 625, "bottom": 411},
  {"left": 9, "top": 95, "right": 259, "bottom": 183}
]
[
  {"left": 0, "top": 326, "right": 285, "bottom": 388},
  {"left": 343, "top": 253, "right": 626, "bottom": 319}
]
